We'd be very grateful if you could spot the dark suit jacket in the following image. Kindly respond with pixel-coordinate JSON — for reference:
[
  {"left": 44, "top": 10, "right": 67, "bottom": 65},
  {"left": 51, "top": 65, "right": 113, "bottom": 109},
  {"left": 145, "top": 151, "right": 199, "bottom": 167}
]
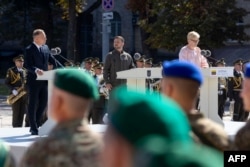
[{"left": 24, "top": 43, "right": 56, "bottom": 84}]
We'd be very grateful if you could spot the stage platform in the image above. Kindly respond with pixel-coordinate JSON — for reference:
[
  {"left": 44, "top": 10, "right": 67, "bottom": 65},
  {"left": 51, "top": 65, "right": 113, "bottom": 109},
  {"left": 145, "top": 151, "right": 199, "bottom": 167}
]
[
  {"left": 0, "top": 125, "right": 107, "bottom": 166},
  {"left": 0, "top": 121, "right": 246, "bottom": 166}
]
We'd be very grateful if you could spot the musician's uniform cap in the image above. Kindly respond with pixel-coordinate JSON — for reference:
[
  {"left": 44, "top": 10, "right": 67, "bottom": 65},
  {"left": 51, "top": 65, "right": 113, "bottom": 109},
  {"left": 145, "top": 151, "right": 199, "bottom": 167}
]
[
  {"left": 162, "top": 60, "right": 203, "bottom": 86},
  {"left": 233, "top": 58, "right": 243, "bottom": 65},
  {"left": 108, "top": 86, "right": 192, "bottom": 147},
  {"left": 145, "top": 58, "right": 153, "bottom": 65},
  {"left": 93, "top": 57, "right": 100, "bottom": 62},
  {"left": 93, "top": 62, "right": 103, "bottom": 69},
  {"left": 244, "top": 63, "right": 250, "bottom": 78},
  {"left": 134, "top": 53, "right": 144, "bottom": 62},
  {"left": 136, "top": 56, "right": 144, "bottom": 62},
  {"left": 13, "top": 55, "right": 24, "bottom": 62},
  {"left": 215, "top": 58, "right": 226, "bottom": 66},
  {"left": 84, "top": 57, "right": 93, "bottom": 63},
  {"left": 64, "top": 61, "right": 73, "bottom": 67},
  {"left": 54, "top": 68, "right": 99, "bottom": 100}
]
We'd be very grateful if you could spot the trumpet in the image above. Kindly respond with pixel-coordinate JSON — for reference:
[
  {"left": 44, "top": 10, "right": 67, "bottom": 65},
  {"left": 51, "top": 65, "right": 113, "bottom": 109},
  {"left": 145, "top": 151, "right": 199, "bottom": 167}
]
[
  {"left": 6, "top": 87, "right": 27, "bottom": 105},
  {"left": 99, "top": 83, "right": 109, "bottom": 100}
]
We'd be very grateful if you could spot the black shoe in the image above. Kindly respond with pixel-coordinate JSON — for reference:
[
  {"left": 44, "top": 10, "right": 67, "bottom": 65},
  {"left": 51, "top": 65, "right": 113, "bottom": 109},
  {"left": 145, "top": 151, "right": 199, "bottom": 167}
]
[{"left": 30, "top": 131, "right": 38, "bottom": 135}]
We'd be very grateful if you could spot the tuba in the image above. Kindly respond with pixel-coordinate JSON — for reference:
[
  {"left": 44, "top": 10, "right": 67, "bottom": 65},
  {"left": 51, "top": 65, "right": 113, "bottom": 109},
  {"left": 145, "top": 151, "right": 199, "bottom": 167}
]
[{"left": 6, "top": 86, "right": 27, "bottom": 105}]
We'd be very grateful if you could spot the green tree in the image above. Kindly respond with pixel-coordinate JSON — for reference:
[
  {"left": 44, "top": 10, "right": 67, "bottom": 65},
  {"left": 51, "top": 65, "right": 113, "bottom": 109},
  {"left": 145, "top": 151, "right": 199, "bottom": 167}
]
[
  {"left": 57, "top": 0, "right": 86, "bottom": 61},
  {"left": 127, "top": 0, "right": 249, "bottom": 51}
]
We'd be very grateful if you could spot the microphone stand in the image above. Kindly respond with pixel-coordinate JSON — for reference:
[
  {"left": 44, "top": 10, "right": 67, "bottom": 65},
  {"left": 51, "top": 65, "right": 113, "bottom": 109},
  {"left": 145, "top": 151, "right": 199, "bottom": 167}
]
[
  {"left": 56, "top": 54, "right": 75, "bottom": 66},
  {"left": 51, "top": 55, "right": 65, "bottom": 69}
]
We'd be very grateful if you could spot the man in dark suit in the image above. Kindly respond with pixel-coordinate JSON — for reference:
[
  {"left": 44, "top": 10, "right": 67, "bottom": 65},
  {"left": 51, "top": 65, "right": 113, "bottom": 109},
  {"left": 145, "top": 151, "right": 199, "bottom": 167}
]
[{"left": 24, "top": 29, "right": 56, "bottom": 135}]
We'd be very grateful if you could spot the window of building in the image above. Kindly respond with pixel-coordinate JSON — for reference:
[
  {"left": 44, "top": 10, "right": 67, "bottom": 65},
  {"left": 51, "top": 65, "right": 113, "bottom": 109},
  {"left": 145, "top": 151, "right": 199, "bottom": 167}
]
[{"left": 109, "top": 11, "right": 121, "bottom": 38}]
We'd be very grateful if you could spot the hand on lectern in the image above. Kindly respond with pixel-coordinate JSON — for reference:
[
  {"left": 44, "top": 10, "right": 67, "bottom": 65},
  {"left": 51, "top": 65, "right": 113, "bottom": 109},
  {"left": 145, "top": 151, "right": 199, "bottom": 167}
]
[{"left": 36, "top": 69, "right": 44, "bottom": 76}]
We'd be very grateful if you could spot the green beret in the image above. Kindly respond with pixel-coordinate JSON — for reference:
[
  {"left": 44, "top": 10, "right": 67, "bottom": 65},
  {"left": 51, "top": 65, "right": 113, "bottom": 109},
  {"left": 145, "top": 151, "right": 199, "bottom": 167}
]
[
  {"left": 108, "top": 86, "right": 192, "bottom": 146},
  {"left": 54, "top": 68, "right": 99, "bottom": 100},
  {"left": 134, "top": 136, "right": 223, "bottom": 167}
]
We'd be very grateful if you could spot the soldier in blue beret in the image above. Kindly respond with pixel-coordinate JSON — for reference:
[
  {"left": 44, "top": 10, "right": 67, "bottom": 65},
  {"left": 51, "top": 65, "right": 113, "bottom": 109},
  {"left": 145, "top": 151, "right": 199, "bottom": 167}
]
[
  {"left": 161, "top": 60, "right": 230, "bottom": 151},
  {"left": 20, "top": 68, "right": 103, "bottom": 167}
]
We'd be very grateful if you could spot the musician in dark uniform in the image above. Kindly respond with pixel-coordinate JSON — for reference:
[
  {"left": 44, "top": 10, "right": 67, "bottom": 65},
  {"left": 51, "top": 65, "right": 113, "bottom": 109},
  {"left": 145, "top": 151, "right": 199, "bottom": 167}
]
[
  {"left": 228, "top": 59, "right": 245, "bottom": 121},
  {"left": 24, "top": 29, "right": 56, "bottom": 135},
  {"left": 216, "top": 58, "right": 228, "bottom": 119},
  {"left": 133, "top": 53, "right": 145, "bottom": 68},
  {"left": 5, "top": 55, "right": 28, "bottom": 127},
  {"left": 90, "top": 62, "right": 107, "bottom": 124}
]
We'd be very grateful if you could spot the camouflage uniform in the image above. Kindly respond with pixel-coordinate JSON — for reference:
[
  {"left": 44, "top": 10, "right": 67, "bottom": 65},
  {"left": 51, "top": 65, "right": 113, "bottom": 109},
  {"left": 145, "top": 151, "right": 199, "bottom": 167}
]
[
  {"left": 0, "top": 141, "right": 16, "bottom": 167},
  {"left": 20, "top": 119, "right": 103, "bottom": 167},
  {"left": 187, "top": 113, "right": 231, "bottom": 151},
  {"left": 234, "top": 120, "right": 250, "bottom": 150}
]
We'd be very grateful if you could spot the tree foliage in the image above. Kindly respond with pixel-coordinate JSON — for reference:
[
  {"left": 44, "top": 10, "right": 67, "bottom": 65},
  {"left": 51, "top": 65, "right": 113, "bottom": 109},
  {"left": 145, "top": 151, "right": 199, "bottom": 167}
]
[
  {"left": 56, "top": 0, "right": 86, "bottom": 19},
  {"left": 127, "top": 0, "right": 249, "bottom": 51}
]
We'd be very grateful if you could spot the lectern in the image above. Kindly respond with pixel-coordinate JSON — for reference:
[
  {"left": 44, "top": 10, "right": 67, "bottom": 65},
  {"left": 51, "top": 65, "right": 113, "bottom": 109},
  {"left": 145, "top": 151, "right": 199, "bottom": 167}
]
[
  {"left": 200, "top": 67, "right": 234, "bottom": 126},
  {"left": 36, "top": 70, "right": 57, "bottom": 136},
  {"left": 116, "top": 67, "right": 162, "bottom": 92},
  {"left": 117, "top": 67, "right": 234, "bottom": 126}
]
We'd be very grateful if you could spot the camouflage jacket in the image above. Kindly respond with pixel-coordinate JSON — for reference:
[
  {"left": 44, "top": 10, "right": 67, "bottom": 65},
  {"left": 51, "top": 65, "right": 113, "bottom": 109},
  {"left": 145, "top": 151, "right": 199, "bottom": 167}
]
[
  {"left": 188, "top": 113, "right": 231, "bottom": 151},
  {"left": 20, "top": 119, "right": 103, "bottom": 167},
  {"left": 234, "top": 120, "right": 250, "bottom": 150}
]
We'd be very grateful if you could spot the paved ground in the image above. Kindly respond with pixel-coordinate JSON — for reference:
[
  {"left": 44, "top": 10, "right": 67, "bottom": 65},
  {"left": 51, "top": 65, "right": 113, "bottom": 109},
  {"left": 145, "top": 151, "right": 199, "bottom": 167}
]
[
  {"left": 0, "top": 94, "right": 233, "bottom": 128},
  {"left": 0, "top": 95, "right": 13, "bottom": 128}
]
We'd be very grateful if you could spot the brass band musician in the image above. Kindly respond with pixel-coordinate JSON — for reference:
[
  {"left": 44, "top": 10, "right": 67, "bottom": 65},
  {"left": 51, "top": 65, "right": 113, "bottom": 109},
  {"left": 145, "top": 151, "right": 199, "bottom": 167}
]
[
  {"left": 89, "top": 62, "right": 107, "bottom": 124},
  {"left": 216, "top": 58, "right": 228, "bottom": 119},
  {"left": 5, "top": 55, "right": 28, "bottom": 127},
  {"left": 228, "top": 59, "right": 245, "bottom": 121}
]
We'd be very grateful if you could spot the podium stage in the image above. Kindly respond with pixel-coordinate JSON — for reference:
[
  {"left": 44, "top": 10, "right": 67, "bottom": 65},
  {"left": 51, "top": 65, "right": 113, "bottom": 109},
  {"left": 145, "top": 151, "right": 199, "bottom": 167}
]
[
  {"left": 0, "top": 121, "right": 246, "bottom": 166},
  {"left": 0, "top": 125, "right": 107, "bottom": 166}
]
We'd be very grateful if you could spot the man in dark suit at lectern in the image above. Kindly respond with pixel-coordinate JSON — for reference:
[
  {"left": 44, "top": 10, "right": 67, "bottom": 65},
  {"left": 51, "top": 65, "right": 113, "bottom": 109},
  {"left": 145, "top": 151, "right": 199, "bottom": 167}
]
[{"left": 24, "top": 29, "right": 56, "bottom": 135}]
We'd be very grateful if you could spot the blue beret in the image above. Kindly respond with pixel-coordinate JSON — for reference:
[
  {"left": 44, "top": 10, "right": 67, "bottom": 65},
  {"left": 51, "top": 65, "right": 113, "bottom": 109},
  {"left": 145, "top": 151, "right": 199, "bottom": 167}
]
[
  {"left": 245, "top": 63, "right": 250, "bottom": 78},
  {"left": 54, "top": 68, "right": 99, "bottom": 100},
  {"left": 162, "top": 60, "right": 203, "bottom": 85},
  {"left": 109, "top": 86, "right": 192, "bottom": 146}
]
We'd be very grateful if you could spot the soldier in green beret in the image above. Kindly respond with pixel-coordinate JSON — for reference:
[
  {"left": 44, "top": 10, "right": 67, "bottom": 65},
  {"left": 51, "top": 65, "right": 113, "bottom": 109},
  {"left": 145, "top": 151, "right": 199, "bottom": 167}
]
[
  {"left": 0, "top": 139, "right": 16, "bottom": 167},
  {"left": 101, "top": 86, "right": 223, "bottom": 167},
  {"left": 20, "top": 69, "right": 103, "bottom": 167},
  {"left": 161, "top": 60, "right": 230, "bottom": 151}
]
